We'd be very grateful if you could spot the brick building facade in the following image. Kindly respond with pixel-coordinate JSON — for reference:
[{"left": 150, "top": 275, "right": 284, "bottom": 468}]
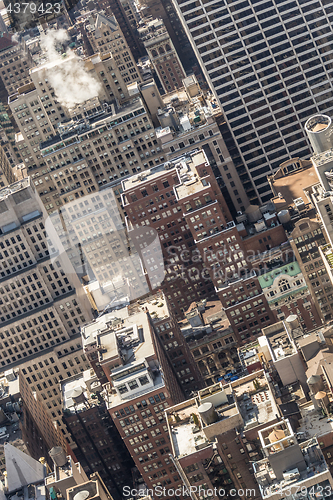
[
  {"left": 122, "top": 150, "right": 274, "bottom": 338},
  {"left": 81, "top": 295, "right": 187, "bottom": 497},
  {"left": 61, "top": 371, "right": 134, "bottom": 500}
]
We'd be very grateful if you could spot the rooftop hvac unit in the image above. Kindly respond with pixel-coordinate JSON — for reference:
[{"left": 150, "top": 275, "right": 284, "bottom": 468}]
[
  {"left": 283, "top": 468, "right": 300, "bottom": 481},
  {"left": 294, "top": 197, "right": 305, "bottom": 211},
  {"left": 4, "top": 370, "right": 16, "bottom": 382}
]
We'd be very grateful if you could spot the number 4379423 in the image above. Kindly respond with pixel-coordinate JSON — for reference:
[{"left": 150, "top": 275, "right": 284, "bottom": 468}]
[{"left": 6, "top": 3, "right": 61, "bottom": 14}]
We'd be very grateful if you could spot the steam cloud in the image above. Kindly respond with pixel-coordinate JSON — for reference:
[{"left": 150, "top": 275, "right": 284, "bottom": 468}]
[{"left": 40, "top": 30, "right": 102, "bottom": 108}]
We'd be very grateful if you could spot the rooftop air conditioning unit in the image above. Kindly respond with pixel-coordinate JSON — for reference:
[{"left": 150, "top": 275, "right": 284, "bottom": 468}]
[{"left": 283, "top": 468, "right": 300, "bottom": 481}]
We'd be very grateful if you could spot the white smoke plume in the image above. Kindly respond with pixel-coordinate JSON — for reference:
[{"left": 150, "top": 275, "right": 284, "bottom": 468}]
[{"left": 39, "top": 29, "right": 102, "bottom": 109}]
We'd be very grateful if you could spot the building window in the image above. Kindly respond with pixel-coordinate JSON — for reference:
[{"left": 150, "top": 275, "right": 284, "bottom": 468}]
[
  {"left": 118, "top": 384, "right": 128, "bottom": 394},
  {"left": 278, "top": 279, "right": 290, "bottom": 293},
  {"left": 139, "top": 375, "right": 149, "bottom": 385}
]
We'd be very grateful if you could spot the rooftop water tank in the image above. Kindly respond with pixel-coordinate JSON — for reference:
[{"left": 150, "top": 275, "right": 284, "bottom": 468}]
[
  {"left": 307, "top": 374, "right": 324, "bottom": 395},
  {"left": 315, "top": 390, "right": 330, "bottom": 409},
  {"left": 305, "top": 114, "right": 333, "bottom": 154},
  {"left": 285, "top": 314, "right": 299, "bottom": 330},
  {"left": 73, "top": 491, "right": 90, "bottom": 500},
  {"left": 268, "top": 428, "right": 289, "bottom": 452},
  {"left": 246, "top": 204, "right": 261, "bottom": 223},
  {"left": 198, "top": 402, "right": 218, "bottom": 425},
  {"left": 277, "top": 209, "right": 291, "bottom": 224},
  {"left": 49, "top": 446, "right": 67, "bottom": 467}
]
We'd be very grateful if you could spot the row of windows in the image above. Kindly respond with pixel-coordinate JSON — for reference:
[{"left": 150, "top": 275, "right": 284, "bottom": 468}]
[{"left": 114, "top": 393, "right": 167, "bottom": 418}]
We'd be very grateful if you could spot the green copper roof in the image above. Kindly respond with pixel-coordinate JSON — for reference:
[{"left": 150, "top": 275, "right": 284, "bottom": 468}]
[{"left": 258, "top": 262, "right": 301, "bottom": 289}]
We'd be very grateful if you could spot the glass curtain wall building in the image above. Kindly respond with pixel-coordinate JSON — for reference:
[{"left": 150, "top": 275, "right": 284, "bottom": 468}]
[{"left": 171, "top": 0, "right": 333, "bottom": 202}]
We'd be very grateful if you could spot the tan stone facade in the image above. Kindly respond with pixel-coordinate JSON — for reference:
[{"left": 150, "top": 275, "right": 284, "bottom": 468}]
[
  {"left": 290, "top": 217, "right": 331, "bottom": 322},
  {"left": 87, "top": 13, "right": 141, "bottom": 86},
  {"left": 0, "top": 38, "right": 32, "bottom": 97},
  {"left": 0, "top": 179, "right": 93, "bottom": 442}
]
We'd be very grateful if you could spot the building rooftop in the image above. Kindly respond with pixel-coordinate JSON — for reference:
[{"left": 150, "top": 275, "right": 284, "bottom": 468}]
[
  {"left": 5, "top": 443, "right": 46, "bottom": 494},
  {"left": 93, "top": 12, "right": 118, "bottom": 38},
  {"left": 166, "top": 383, "right": 239, "bottom": 459},
  {"left": 168, "top": 402, "right": 210, "bottom": 457},
  {"left": 138, "top": 18, "right": 168, "bottom": 43},
  {"left": 238, "top": 341, "right": 261, "bottom": 367},
  {"left": 232, "top": 371, "right": 279, "bottom": 430},
  {"left": 82, "top": 307, "right": 154, "bottom": 365},
  {"left": 0, "top": 177, "right": 31, "bottom": 202},
  {"left": 297, "top": 402, "right": 333, "bottom": 439},
  {"left": 174, "top": 151, "right": 210, "bottom": 200},
  {"left": 61, "top": 370, "right": 102, "bottom": 414},
  {"left": 305, "top": 180, "right": 333, "bottom": 206},
  {"left": 269, "top": 162, "right": 317, "bottom": 211},
  {"left": 122, "top": 149, "right": 205, "bottom": 193},
  {"left": 160, "top": 89, "right": 189, "bottom": 108},
  {"left": 258, "top": 261, "right": 302, "bottom": 290},
  {"left": 254, "top": 436, "right": 329, "bottom": 499},
  {"left": 215, "top": 268, "right": 257, "bottom": 293},
  {"left": 45, "top": 455, "right": 84, "bottom": 488},
  {"left": 39, "top": 97, "right": 144, "bottom": 152},
  {"left": 181, "top": 300, "right": 232, "bottom": 343},
  {"left": 0, "top": 370, "right": 20, "bottom": 400},
  {"left": 122, "top": 161, "right": 178, "bottom": 193},
  {"left": 305, "top": 344, "right": 333, "bottom": 379},
  {"left": 82, "top": 293, "right": 169, "bottom": 409},
  {"left": 260, "top": 321, "right": 298, "bottom": 361},
  {"left": 167, "top": 371, "right": 277, "bottom": 459},
  {"left": 30, "top": 52, "right": 77, "bottom": 75},
  {"left": 0, "top": 33, "right": 16, "bottom": 52},
  {"left": 279, "top": 381, "right": 306, "bottom": 405},
  {"left": 155, "top": 98, "right": 218, "bottom": 144},
  {"left": 183, "top": 299, "right": 225, "bottom": 323}
]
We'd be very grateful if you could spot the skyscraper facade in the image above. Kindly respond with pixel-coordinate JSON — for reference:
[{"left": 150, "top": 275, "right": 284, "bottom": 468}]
[
  {"left": 0, "top": 178, "right": 93, "bottom": 441},
  {"left": 171, "top": 0, "right": 333, "bottom": 203}
]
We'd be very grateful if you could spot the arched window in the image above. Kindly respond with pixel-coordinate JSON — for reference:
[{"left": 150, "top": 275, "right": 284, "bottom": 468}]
[
  {"left": 151, "top": 49, "right": 158, "bottom": 57},
  {"left": 278, "top": 278, "right": 290, "bottom": 293},
  {"left": 159, "top": 46, "right": 165, "bottom": 55},
  {"left": 165, "top": 44, "right": 171, "bottom": 52}
]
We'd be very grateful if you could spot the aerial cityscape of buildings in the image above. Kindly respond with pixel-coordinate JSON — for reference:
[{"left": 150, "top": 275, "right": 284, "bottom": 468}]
[{"left": 1, "top": 2, "right": 333, "bottom": 500}]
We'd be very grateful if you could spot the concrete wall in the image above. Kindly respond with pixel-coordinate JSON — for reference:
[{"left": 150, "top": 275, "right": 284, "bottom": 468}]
[
  {"left": 242, "top": 224, "right": 288, "bottom": 257},
  {"left": 203, "top": 411, "right": 243, "bottom": 440},
  {"left": 269, "top": 443, "right": 306, "bottom": 480},
  {"left": 274, "top": 353, "right": 307, "bottom": 389}
]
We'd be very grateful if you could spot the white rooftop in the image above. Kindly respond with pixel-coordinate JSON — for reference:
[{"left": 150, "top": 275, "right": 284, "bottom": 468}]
[
  {"left": 297, "top": 402, "right": 333, "bottom": 438},
  {"left": 82, "top": 294, "right": 170, "bottom": 408},
  {"left": 30, "top": 53, "right": 77, "bottom": 74},
  {"left": 5, "top": 443, "right": 45, "bottom": 493}
]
